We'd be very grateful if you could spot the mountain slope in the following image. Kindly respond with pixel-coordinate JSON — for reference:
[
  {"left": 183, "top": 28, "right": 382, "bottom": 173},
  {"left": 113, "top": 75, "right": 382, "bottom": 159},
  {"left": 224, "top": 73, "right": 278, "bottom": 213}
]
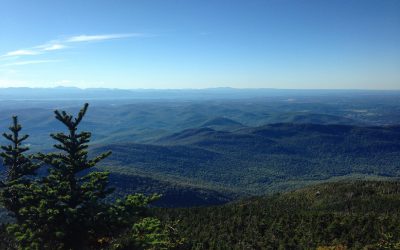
[
  {"left": 107, "top": 172, "right": 235, "bottom": 207},
  {"left": 97, "top": 123, "right": 400, "bottom": 195},
  {"left": 200, "top": 117, "right": 244, "bottom": 131},
  {"left": 159, "top": 181, "right": 400, "bottom": 249}
]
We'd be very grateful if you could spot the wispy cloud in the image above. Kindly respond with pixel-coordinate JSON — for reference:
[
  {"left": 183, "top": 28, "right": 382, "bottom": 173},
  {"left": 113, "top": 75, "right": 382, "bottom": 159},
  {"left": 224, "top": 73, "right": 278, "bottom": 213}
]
[
  {"left": 5, "top": 49, "right": 41, "bottom": 56},
  {"left": 1, "top": 32, "right": 148, "bottom": 58},
  {"left": 66, "top": 33, "right": 144, "bottom": 42},
  {"left": 2, "top": 60, "right": 60, "bottom": 66},
  {"left": 39, "top": 43, "right": 67, "bottom": 51}
]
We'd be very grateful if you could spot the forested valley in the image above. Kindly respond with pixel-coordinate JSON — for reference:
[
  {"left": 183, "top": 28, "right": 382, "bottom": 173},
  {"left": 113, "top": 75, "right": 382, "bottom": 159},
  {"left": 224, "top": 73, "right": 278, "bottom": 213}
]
[{"left": 0, "top": 91, "right": 400, "bottom": 249}]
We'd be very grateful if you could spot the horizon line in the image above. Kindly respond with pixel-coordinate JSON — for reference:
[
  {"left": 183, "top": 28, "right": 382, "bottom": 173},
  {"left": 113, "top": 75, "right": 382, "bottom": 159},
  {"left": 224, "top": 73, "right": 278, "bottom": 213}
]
[{"left": 0, "top": 86, "right": 400, "bottom": 91}]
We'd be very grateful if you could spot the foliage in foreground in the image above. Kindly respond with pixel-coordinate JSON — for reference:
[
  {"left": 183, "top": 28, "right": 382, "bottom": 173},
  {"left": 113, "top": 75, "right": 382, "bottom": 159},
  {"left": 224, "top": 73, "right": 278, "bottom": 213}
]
[
  {"left": 159, "top": 181, "right": 400, "bottom": 249},
  {"left": 0, "top": 104, "right": 181, "bottom": 249}
]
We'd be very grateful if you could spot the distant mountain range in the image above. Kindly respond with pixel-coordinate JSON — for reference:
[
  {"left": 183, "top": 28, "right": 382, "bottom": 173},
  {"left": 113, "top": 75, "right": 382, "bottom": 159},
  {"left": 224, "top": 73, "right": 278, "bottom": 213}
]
[{"left": 1, "top": 87, "right": 399, "bottom": 100}]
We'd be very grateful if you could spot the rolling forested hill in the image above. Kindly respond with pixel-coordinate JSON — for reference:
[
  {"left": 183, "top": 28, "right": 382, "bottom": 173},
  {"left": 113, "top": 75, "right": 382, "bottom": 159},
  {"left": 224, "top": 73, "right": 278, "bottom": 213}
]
[
  {"left": 158, "top": 181, "right": 400, "bottom": 249},
  {"left": 97, "top": 123, "right": 400, "bottom": 199},
  {"left": 1, "top": 91, "right": 400, "bottom": 248},
  {"left": 1, "top": 116, "right": 400, "bottom": 206},
  {"left": 1, "top": 90, "right": 400, "bottom": 150},
  {"left": 1, "top": 91, "right": 400, "bottom": 207}
]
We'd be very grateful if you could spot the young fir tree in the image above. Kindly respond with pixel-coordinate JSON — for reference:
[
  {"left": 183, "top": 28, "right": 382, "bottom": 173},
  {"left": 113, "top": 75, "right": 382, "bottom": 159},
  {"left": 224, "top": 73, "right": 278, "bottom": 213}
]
[
  {"left": 32, "top": 103, "right": 114, "bottom": 249},
  {"left": 1, "top": 103, "right": 182, "bottom": 250},
  {"left": 0, "top": 116, "right": 40, "bottom": 248},
  {"left": 0, "top": 116, "right": 38, "bottom": 183}
]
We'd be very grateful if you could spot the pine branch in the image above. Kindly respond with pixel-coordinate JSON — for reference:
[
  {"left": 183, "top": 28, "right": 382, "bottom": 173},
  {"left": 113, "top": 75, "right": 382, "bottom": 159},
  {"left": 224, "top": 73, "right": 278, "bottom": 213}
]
[{"left": 0, "top": 116, "right": 38, "bottom": 182}]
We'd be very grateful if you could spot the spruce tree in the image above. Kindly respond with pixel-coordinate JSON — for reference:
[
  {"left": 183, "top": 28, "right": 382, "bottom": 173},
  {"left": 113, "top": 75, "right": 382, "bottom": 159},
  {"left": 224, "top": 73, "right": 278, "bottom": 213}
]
[
  {"left": 0, "top": 116, "right": 38, "bottom": 222},
  {"left": 0, "top": 116, "right": 40, "bottom": 248},
  {"left": 0, "top": 116, "right": 38, "bottom": 183},
  {"left": 1, "top": 103, "right": 181, "bottom": 250},
  {"left": 34, "top": 103, "right": 113, "bottom": 249}
]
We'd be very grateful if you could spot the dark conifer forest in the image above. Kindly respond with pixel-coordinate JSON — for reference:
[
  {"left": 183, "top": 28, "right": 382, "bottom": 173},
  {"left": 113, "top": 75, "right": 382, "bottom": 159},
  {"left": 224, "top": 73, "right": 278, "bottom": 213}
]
[{"left": 158, "top": 181, "right": 400, "bottom": 249}]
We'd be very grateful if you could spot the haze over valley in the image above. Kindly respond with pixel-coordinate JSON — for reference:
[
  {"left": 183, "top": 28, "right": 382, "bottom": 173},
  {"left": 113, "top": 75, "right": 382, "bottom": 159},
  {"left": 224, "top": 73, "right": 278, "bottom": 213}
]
[{"left": 1, "top": 88, "right": 399, "bottom": 206}]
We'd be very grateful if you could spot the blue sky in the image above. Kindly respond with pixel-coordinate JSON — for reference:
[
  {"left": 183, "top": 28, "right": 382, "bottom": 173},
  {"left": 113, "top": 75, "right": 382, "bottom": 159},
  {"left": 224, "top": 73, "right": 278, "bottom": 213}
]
[{"left": 0, "top": 0, "right": 399, "bottom": 89}]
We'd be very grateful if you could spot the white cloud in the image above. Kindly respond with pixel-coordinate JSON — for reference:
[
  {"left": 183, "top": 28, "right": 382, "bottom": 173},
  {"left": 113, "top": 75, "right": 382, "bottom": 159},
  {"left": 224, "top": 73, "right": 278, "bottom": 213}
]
[
  {"left": 2, "top": 60, "right": 60, "bottom": 66},
  {"left": 5, "top": 49, "right": 41, "bottom": 56},
  {"left": 41, "top": 44, "right": 67, "bottom": 51},
  {"left": 1, "top": 32, "right": 148, "bottom": 61},
  {"left": 66, "top": 33, "right": 145, "bottom": 42}
]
